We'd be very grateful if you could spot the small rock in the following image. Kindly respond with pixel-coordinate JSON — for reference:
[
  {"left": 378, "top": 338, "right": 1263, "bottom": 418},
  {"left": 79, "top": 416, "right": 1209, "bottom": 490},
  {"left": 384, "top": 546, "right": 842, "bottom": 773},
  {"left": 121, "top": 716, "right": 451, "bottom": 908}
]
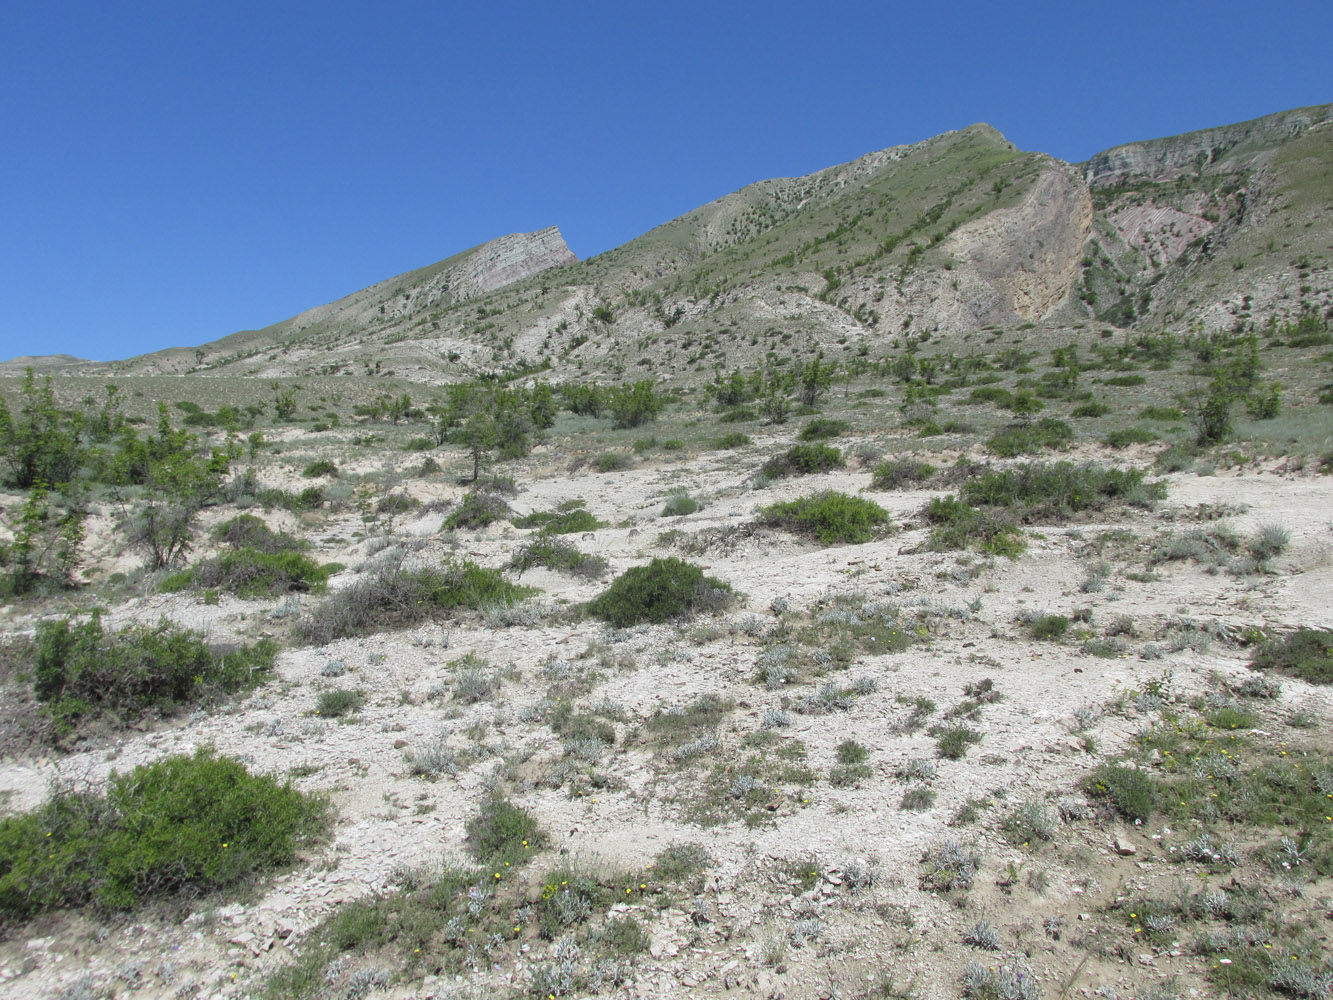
[{"left": 1113, "top": 837, "right": 1137, "bottom": 856}]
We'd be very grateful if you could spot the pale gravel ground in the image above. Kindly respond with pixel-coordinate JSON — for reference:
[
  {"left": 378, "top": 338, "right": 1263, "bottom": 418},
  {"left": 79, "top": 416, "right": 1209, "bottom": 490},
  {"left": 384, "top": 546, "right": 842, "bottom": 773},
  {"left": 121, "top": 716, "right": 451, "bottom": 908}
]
[{"left": 1, "top": 457, "right": 1330, "bottom": 1000}]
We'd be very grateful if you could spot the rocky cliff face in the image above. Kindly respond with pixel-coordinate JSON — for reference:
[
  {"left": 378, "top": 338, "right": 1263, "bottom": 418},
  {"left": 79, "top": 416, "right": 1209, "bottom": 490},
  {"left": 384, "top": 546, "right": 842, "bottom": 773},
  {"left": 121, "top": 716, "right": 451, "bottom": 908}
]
[{"left": 462, "top": 227, "right": 577, "bottom": 294}]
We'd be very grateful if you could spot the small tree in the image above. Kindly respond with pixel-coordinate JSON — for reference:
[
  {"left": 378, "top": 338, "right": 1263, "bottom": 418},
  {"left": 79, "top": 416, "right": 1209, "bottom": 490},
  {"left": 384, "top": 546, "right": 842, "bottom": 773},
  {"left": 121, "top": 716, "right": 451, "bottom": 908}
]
[
  {"left": 0, "top": 368, "right": 85, "bottom": 489},
  {"left": 607, "top": 380, "right": 663, "bottom": 429},
  {"left": 0, "top": 483, "right": 85, "bottom": 597},
  {"left": 797, "top": 357, "right": 835, "bottom": 407}
]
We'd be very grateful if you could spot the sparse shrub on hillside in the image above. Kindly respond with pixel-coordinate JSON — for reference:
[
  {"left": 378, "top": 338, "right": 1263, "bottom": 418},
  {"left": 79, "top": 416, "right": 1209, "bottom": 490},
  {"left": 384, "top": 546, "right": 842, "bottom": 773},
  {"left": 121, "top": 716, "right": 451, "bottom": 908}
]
[
  {"left": 316, "top": 688, "right": 365, "bottom": 717},
  {"left": 923, "top": 496, "right": 1026, "bottom": 558},
  {"left": 1071, "top": 402, "right": 1111, "bottom": 418},
  {"left": 798, "top": 418, "right": 850, "bottom": 441},
  {"left": 1027, "top": 615, "right": 1070, "bottom": 641},
  {"left": 0, "top": 749, "right": 327, "bottom": 920},
  {"left": 987, "top": 418, "right": 1074, "bottom": 456},
  {"left": 587, "top": 557, "right": 734, "bottom": 627},
  {"left": 661, "top": 490, "right": 700, "bottom": 517},
  {"left": 31, "top": 614, "right": 275, "bottom": 736},
  {"left": 444, "top": 488, "right": 512, "bottom": 530},
  {"left": 595, "top": 452, "right": 632, "bottom": 473},
  {"left": 464, "top": 795, "right": 548, "bottom": 867},
  {"left": 607, "top": 380, "right": 663, "bottom": 429},
  {"left": 870, "top": 458, "right": 936, "bottom": 490},
  {"left": 711, "top": 431, "right": 751, "bottom": 450},
  {"left": 1249, "top": 630, "right": 1333, "bottom": 685},
  {"left": 179, "top": 547, "right": 334, "bottom": 597},
  {"left": 960, "top": 461, "right": 1164, "bottom": 517},
  {"left": 298, "top": 558, "right": 533, "bottom": 643},
  {"left": 510, "top": 536, "right": 607, "bottom": 578},
  {"left": 302, "top": 459, "right": 338, "bottom": 478},
  {"left": 758, "top": 491, "right": 890, "bottom": 545},
  {"left": 761, "top": 443, "right": 844, "bottom": 478},
  {"left": 932, "top": 723, "right": 982, "bottom": 760},
  {"left": 1104, "top": 427, "right": 1158, "bottom": 448},
  {"left": 512, "top": 499, "right": 601, "bottom": 535},
  {"left": 0, "top": 483, "right": 85, "bottom": 598},
  {"left": 1083, "top": 763, "right": 1155, "bottom": 822}
]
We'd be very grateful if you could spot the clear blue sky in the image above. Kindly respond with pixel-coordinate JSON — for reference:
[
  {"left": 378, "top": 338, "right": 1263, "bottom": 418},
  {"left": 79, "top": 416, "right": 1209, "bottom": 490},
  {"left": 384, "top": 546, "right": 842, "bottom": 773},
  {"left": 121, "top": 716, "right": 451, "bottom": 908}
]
[{"left": 3, "top": 0, "right": 1329, "bottom": 361}]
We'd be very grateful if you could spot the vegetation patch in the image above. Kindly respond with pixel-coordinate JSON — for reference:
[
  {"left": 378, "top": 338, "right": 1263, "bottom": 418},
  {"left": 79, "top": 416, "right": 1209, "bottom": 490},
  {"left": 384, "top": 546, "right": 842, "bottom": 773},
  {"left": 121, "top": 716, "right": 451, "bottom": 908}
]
[
  {"left": 31, "top": 614, "right": 275, "bottom": 737},
  {"left": 761, "top": 443, "right": 844, "bottom": 478},
  {"left": 1249, "top": 629, "right": 1333, "bottom": 685},
  {"left": 798, "top": 418, "right": 850, "bottom": 441},
  {"left": 510, "top": 536, "right": 607, "bottom": 578},
  {"left": 444, "top": 488, "right": 513, "bottom": 530},
  {"left": 986, "top": 417, "right": 1074, "bottom": 456},
  {"left": 0, "top": 749, "right": 327, "bottom": 922},
  {"left": 299, "top": 559, "right": 534, "bottom": 643},
  {"left": 512, "top": 501, "right": 602, "bottom": 534},
  {"left": 758, "top": 490, "right": 889, "bottom": 544},
  {"left": 870, "top": 457, "right": 936, "bottom": 490},
  {"left": 587, "top": 557, "right": 734, "bottom": 627}
]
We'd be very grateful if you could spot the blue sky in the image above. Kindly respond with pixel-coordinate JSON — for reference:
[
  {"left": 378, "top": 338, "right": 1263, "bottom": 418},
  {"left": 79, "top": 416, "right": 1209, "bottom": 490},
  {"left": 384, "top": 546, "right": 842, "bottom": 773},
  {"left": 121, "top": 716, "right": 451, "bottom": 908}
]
[{"left": 3, "top": 1, "right": 1329, "bottom": 361}]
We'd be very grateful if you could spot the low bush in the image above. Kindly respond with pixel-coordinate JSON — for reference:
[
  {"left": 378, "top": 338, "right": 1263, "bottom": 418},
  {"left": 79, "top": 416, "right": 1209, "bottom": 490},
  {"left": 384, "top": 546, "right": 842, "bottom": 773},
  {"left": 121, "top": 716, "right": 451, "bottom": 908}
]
[
  {"left": 761, "top": 443, "right": 844, "bottom": 478},
  {"left": 870, "top": 458, "right": 936, "bottom": 490},
  {"left": 212, "top": 514, "right": 303, "bottom": 554},
  {"left": 986, "top": 418, "right": 1074, "bottom": 456},
  {"left": 299, "top": 558, "right": 533, "bottom": 643},
  {"left": 444, "top": 489, "right": 512, "bottom": 530},
  {"left": 595, "top": 452, "right": 632, "bottom": 473},
  {"left": 1082, "top": 762, "right": 1155, "bottom": 822},
  {"left": 1028, "top": 615, "right": 1070, "bottom": 640},
  {"left": 960, "top": 461, "right": 1164, "bottom": 519},
  {"left": 1249, "top": 630, "right": 1333, "bottom": 685},
  {"left": 0, "top": 749, "right": 327, "bottom": 921},
  {"left": 512, "top": 503, "right": 602, "bottom": 534},
  {"left": 510, "top": 537, "right": 607, "bottom": 578},
  {"left": 923, "top": 496, "right": 1026, "bottom": 558},
  {"left": 758, "top": 491, "right": 890, "bottom": 545},
  {"left": 316, "top": 688, "right": 365, "bottom": 717},
  {"left": 798, "top": 418, "right": 850, "bottom": 441},
  {"left": 464, "top": 795, "right": 548, "bottom": 868},
  {"left": 185, "top": 547, "right": 334, "bottom": 597},
  {"left": 1139, "top": 406, "right": 1183, "bottom": 421},
  {"left": 587, "top": 557, "right": 734, "bottom": 627},
  {"left": 1104, "top": 427, "right": 1158, "bottom": 448},
  {"left": 1071, "top": 402, "right": 1111, "bottom": 418},
  {"left": 32, "top": 615, "right": 275, "bottom": 736},
  {"left": 302, "top": 460, "right": 339, "bottom": 478},
  {"left": 711, "top": 432, "right": 751, "bottom": 450},
  {"left": 933, "top": 724, "right": 983, "bottom": 760},
  {"left": 1104, "top": 374, "right": 1146, "bottom": 387},
  {"left": 661, "top": 490, "right": 699, "bottom": 517}
]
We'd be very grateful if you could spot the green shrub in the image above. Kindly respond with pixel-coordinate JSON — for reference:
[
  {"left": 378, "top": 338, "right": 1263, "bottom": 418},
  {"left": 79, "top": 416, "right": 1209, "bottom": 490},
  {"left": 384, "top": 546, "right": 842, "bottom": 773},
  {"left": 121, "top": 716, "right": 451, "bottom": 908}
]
[
  {"left": 871, "top": 458, "right": 936, "bottom": 490},
  {"left": 377, "top": 494, "right": 421, "bottom": 517},
  {"left": 1104, "top": 427, "right": 1158, "bottom": 448},
  {"left": 302, "top": 460, "right": 338, "bottom": 478},
  {"left": 798, "top": 418, "right": 850, "bottom": 441},
  {"left": 464, "top": 795, "right": 548, "bottom": 868},
  {"left": 960, "top": 461, "right": 1164, "bottom": 517},
  {"left": 1104, "top": 375, "right": 1145, "bottom": 387},
  {"left": 0, "top": 749, "right": 327, "bottom": 920},
  {"left": 719, "top": 406, "right": 757, "bottom": 424},
  {"left": 968, "top": 386, "right": 1015, "bottom": 407},
  {"left": 316, "top": 688, "right": 365, "bottom": 717},
  {"left": 1083, "top": 763, "right": 1155, "bottom": 822},
  {"left": 607, "top": 380, "right": 663, "bottom": 429},
  {"left": 299, "top": 559, "right": 533, "bottom": 643},
  {"left": 923, "top": 496, "right": 1026, "bottom": 558},
  {"left": 444, "top": 489, "right": 512, "bottom": 530},
  {"left": 595, "top": 452, "right": 632, "bottom": 473},
  {"left": 836, "top": 740, "right": 869, "bottom": 764},
  {"left": 934, "top": 724, "right": 982, "bottom": 760},
  {"left": 986, "top": 418, "right": 1074, "bottom": 456},
  {"left": 761, "top": 443, "right": 844, "bottom": 478},
  {"left": 758, "top": 491, "right": 890, "bottom": 545},
  {"left": 510, "top": 537, "right": 607, "bottom": 579},
  {"left": 1071, "top": 402, "right": 1111, "bottom": 418},
  {"left": 212, "top": 514, "right": 303, "bottom": 554},
  {"left": 1139, "top": 406, "right": 1183, "bottom": 421},
  {"left": 512, "top": 504, "right": 602, "bottom": 534},
  {"left": 587, "top": 557, "right": 733, "bottom": 627},
  {"left": 661, "top": 490, "right": 699, "bottom": 517},
  {"left": 712, "top": 432, "right": 751, "bottom": 450},
  {"left": 1249, "top": 630, "right": 1333, "bottom": 685},
  {"left": 32, "top": 615, "right": 275, "bottom": 735},
  {"left": 1028, "top": 615, "right": 1070, "bottom": 640},
  {"left": 189, "top": 548, "right": 334, "bottom": 597}
]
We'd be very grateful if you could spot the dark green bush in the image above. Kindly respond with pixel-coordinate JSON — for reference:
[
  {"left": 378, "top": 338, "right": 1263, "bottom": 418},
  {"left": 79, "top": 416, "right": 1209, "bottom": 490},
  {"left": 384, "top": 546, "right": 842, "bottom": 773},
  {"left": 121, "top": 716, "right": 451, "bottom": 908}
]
[
  {"left": 1104, "top": 375, "right": 1145, "bottom": 387},
  {"left": 464, "top": 795, "right": 548, "bottom": 868},
  {"left": 512, "top": 505, "right": 602, "bottom": 534},
  {"left": 302, "top": 460, "right": 338, "bottom": 478},
  {"left": 189, "top": 548, "right": 334, "bottom": 597},
  {"left": 933, "top": 724, "right": 982, "bottom": 760},
  {"left": 32, "top": 615, "right": 275, "bottom": 735},
  {"left": 510, "top": 537, "right": 607, "bottom": 578},
  {"left": 1139, "top": 406, "right": 1183, "bottom": 422},
  {"left": 871, "top": 458, "right": 936, "bottom": 490},
  {"left": 316, "top": 688, "right": 365, "bottom": 717},
  {"left": 923, "top": 496, "right": 1026, "bottom": 558},
  {"left": 1071, "top": 402, "right": 1111, "bottom": 418},
  {"left": 758, "top": 491, "right": 890, "bottom": 545},
  {"left": 1028, "top": 615, "right": 1071, "bottom": 640},
  {"left": 607, "top": 380, "right": 663, "bottom": 429},
  {"left": 986, "top": 418, "right": 1074, "bottom": 456},
  {"left": 212, "top": 514, "right": 303, "bottom": 554},
  {"left": 719, "top": 406, "right": 757, "bottom": 424},
  {"left": 1083, "top": 763, "right": 1155, "bottom": 822},
  {"left": 587, "top": 557, "right": 733, "bottom": 627},
  {"left": 0, "top": 749, "right": 327, "bottom": 920},
  {"left": 299, "top": 559, "right": 533, "bottom": 643},
  {"left": 761, "top": 443, "right": 844, "bottom": 478},
  {"left": 661, "top": 491, "right": 699, "bottom": 517},
  {"left": 377, "top": 494, "right": 421, "bottom": 517},
  {"left": 968, "top": 386, "right": 1015, "bottom": 407},
  {"left": 798, "top": 418, "right": 850, "bottom": 441},
  {"left": 444, "top": 489, "right": 512, "bottom": 530},
  {"left": 595, "top": 452, "right": 632, "bottom": 473},
  {"left": 1104, "top": 427, "right": 1158, "bottom": 448},
  {"left": 1249, "top": 630, "right": 1333, "bottom": 685},
  {"left": 960, "top": 461, "right": 1164, "bottom": 518},
  {"left": 712, "top": 431, "right": 751, "bottom": 450}
]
